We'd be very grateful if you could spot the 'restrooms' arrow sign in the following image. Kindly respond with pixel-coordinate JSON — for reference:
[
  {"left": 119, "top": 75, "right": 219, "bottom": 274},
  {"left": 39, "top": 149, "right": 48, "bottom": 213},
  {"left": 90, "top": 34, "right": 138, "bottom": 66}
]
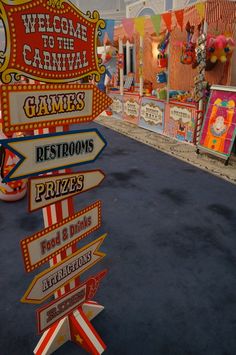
[
  {"left": 21, "top": 234, "right": 107, "bottom": 304},
  {"left": 0, "top": 128, "right": 106, "bottom": 182}
]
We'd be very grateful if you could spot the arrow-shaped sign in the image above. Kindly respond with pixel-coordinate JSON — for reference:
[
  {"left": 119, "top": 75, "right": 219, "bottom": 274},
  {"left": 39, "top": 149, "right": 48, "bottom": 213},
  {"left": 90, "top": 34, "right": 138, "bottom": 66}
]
[
  {"left": 21, "top": 200, "right": 102, "bottom": 272},
  {"left": 1, "top": 83, "right": 112, "bottom": 134},
  {"left": 28, "top": 169, "right": 105, "bottom": 212},
  {"left": 0, "top": 129, "right": 106, "bottom": 182},
  {"left": 21, "top": 234, "right": 106, "bottom": 304},
  {"left": 36, "top": 269, "right": 108, "bottom": 334}
]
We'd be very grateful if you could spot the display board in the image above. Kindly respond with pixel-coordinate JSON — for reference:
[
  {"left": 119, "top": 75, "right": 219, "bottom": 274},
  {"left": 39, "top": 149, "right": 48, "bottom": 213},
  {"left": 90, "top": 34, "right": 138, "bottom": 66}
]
[
  {"left": 198, "top": 85, "right": 236, "bottom": 160},
  {"left": 109, "top": 93, "right": 123, "bottom": 119},
  {"left": 123, "top": 94, "right": 141, "bottom": 124},
  {"left": 138, "top": 97, "right": 165, "bottom": 134},
  {"left": 164, "top": 102, "right": 197, "bottom": 143}
]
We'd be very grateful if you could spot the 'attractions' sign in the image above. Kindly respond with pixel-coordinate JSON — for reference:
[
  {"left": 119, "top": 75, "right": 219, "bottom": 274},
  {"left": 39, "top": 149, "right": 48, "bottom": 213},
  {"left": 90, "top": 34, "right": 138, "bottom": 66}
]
[
  {"left": 21, "top": 234, "right": 107, "bottom": 304},
  {"left": 36, "top": 269, "right": 107, "bottom": 334},
  {"left": 0, "top": 0, "right": 105, "bottom": 83},
  {"left": 0, "top": 83, "right": 112, "bottom": 134},
  {"left": 28, "top": 170, "right": 105, "bottom": 212},
  {"left": 0, "top": 128, "right": 106, "bottom": 182},
  {"left": 21, "top": 200, "right": 102, "bottom": 272}
]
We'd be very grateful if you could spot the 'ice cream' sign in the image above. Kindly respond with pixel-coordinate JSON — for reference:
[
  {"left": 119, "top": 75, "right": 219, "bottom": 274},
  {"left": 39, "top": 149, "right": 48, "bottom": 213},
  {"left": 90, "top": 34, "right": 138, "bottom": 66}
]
[{"left": 0, "top": 0, "right": 105, "bottom": 83}]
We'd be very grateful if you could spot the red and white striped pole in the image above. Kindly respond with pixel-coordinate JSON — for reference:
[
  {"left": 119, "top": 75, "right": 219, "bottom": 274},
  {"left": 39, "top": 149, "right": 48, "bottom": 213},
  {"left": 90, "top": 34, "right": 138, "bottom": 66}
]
[{"left": 34, "top": 126, "right": 106, "bottom": 354}]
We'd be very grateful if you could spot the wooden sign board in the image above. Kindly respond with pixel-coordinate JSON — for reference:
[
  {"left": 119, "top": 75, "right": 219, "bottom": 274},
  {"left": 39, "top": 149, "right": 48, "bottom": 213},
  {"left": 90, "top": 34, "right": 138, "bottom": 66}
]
[
  {"left": 21, "top": 234, "right": 106, "bottom": 304},
  {"left": 21, "top": 200, "right": 102, "bottom": 272},
  {"left": 0, "top": 129, "right": 106, "bottom": 182},
  {"left": 1, "top": 84, "right": 112, "bottom": 135},
  {"left": 36, "top": 269, "right": 107, "bottom": 334},
  {"left": 0, "top": 0, "right": 105, "bottom": 83},
  {"left": 198, "top": 85, "right": 236, "bottom": 160},
  {"left": 29, "top": 170, "right": 105, "bottom": 212}
]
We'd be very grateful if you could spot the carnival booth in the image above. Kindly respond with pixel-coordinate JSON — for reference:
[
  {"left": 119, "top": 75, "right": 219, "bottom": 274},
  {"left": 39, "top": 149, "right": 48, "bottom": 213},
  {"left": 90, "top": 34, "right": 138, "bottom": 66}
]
[{"left": 106, "top": 0, "right": 236, "bottom": 155}]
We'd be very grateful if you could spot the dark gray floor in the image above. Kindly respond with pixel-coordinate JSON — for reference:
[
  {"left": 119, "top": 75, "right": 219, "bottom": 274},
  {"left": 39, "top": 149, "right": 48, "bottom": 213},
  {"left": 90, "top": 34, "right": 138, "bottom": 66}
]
[{"left": 0, "top": 122, "right": 236, "bottom": 355}]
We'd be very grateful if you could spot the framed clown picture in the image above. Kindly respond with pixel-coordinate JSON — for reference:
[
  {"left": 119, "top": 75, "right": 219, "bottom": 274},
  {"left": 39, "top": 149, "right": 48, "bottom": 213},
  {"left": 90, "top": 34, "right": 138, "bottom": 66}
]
[{"left": 198, "top": 85, "right": 236, "bottom": 164}]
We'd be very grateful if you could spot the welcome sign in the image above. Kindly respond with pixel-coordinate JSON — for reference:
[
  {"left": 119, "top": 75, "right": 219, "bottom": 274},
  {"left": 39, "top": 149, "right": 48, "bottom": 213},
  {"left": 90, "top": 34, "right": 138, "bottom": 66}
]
[{"left": 0, "top": 0, "right": 105, "bottom": 83}]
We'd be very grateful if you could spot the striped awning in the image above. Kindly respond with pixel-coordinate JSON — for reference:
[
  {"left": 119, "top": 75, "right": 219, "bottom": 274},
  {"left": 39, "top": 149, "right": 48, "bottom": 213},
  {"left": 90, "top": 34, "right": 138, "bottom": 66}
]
[{"left": 206, "top": 0, "right": 236, "bottom": 24}]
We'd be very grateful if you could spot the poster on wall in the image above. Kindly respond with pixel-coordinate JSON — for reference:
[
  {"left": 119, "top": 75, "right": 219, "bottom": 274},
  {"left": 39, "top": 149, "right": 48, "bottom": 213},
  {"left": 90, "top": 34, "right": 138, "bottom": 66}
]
[
  {"left": 198, "top": 85, "right": 236, "bottom": 160},
  {"left": 165, "top": 103, "right": 197, "bottom": 143},
  {"left": 139, "top": 98, "right": 165, "bottom": 134},
  {"left": 109, "top": 93, "right": 123, "bottom": 119},
  {"left": 123, "top": 95, "right": 141, "bottom": 124}
]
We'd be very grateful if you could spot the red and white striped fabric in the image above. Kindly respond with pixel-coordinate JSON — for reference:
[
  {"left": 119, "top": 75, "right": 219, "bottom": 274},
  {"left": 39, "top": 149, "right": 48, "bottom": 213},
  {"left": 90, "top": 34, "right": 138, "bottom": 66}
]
[
  {"left": 184, "top": 5, "right": 202, "bottom": 27},
  {"left": 206, "top": 0, "right": 236, "bottom": 24}
]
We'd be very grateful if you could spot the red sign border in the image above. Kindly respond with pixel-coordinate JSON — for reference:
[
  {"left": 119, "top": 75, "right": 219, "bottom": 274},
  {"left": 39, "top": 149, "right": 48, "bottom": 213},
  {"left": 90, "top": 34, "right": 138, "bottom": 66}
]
[
  {"left": 28, "top": 169, "right": 105, "bottom": 212},
  {"left": 1, "top": 83, "right": 112, "bottom": 134},
  {"left": 0, "top": 0, "right": 105, "bottom": 83},
  {"left": 21, "top": 200, "right": 102, "bottom": 272}
]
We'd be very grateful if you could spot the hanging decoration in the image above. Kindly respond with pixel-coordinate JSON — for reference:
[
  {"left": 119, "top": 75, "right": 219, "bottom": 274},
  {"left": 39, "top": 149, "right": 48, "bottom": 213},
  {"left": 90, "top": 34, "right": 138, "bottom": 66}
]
[
  {"left": 180, "top": 22, "right": 196, "bottom": 65},
  {"left": 122, "top": 18, "right": 135, "bottom": 40},
  {"left": 161, "top": 12, "right": 172, "bottom": 32},
  {"left": 150, "top": 14, "right": 161, "bottom": 35},
  {"left": 134, "top": 17, "right": 145, "bottom": 37},
  {"left": 157, "top": 31, "right": 170, "bottom": 68},
  {"left": 174, "top": 9, "right": 184, "bottom": 31}
]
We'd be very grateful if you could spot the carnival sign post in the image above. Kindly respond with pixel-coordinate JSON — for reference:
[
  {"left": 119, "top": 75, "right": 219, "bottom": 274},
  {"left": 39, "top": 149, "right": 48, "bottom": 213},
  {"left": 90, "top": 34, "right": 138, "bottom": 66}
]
[{"left": 0, "top": 0, "right": 111, "bottom": 353}]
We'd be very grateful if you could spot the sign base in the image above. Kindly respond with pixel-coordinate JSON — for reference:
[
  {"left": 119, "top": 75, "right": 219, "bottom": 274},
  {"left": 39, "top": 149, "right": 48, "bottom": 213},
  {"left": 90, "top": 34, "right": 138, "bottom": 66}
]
[{"left": 34, "top": 302, "right": 105, "bottom": 355}]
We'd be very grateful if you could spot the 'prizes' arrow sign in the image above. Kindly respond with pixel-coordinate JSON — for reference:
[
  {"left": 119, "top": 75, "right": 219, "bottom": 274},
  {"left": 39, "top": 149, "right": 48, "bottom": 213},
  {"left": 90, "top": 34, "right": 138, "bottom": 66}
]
[
  {"left": 0, "top": 129, "right": 106, "bottom": 182},
  {"left": 28, "top": 170, "right": 105, "bottom": 212},
  {"left": 21, "top": 234, "right": 107, "bottom": 304},
  {"left": 36, "top": 269, "right": 108, "bottom": 334},
  {"left": 1, "top": 84, "right": 112, "bottom": 134}
]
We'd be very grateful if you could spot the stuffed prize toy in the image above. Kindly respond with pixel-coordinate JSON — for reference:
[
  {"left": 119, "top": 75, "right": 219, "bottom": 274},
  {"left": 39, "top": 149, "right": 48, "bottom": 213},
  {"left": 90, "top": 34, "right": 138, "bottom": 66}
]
[
  {"left": 156, "top": 71, "right": 167, "bottom": 84},
  {"left": 207, "top": 34, "right": 235, "bottom": 63}
]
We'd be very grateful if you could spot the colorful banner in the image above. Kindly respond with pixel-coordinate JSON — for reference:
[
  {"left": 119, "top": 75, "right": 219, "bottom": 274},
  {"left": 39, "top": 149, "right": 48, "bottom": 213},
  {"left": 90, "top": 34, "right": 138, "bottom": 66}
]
[
  {"left": 134, "top": 17, "right": 145, "bottom": 37},
  {"left": 139, "top": 98, "right": 165, "bottom": 134},
  {"left": 150, "top": 14, "right": 161, "bottom": 35},
  {"left": 161, "top": 12, "right": 172, "bottom": 31},
  {"left": 165, "top": 103, "right": 197, "bottom": 143},
  {"left": 1, "top": 83, "right": 112, "bottom": 134},
  {"left": 21, "top": 201, "right": 102, "bottom": 272},
  {"left": 198, "top": 86, "right": 236, "bottom": 158},
  {"left": 121, "top": 18, "right": 135, "bottom": 40},
  {"left": 123, "top": 94, "right": 141, "bottom": 125},
  {"left": 174, "top": 9, "right": 184, "bottom": 31},
  {"left": 0, "top": 0, "right": 105, "bottom": 83}
]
